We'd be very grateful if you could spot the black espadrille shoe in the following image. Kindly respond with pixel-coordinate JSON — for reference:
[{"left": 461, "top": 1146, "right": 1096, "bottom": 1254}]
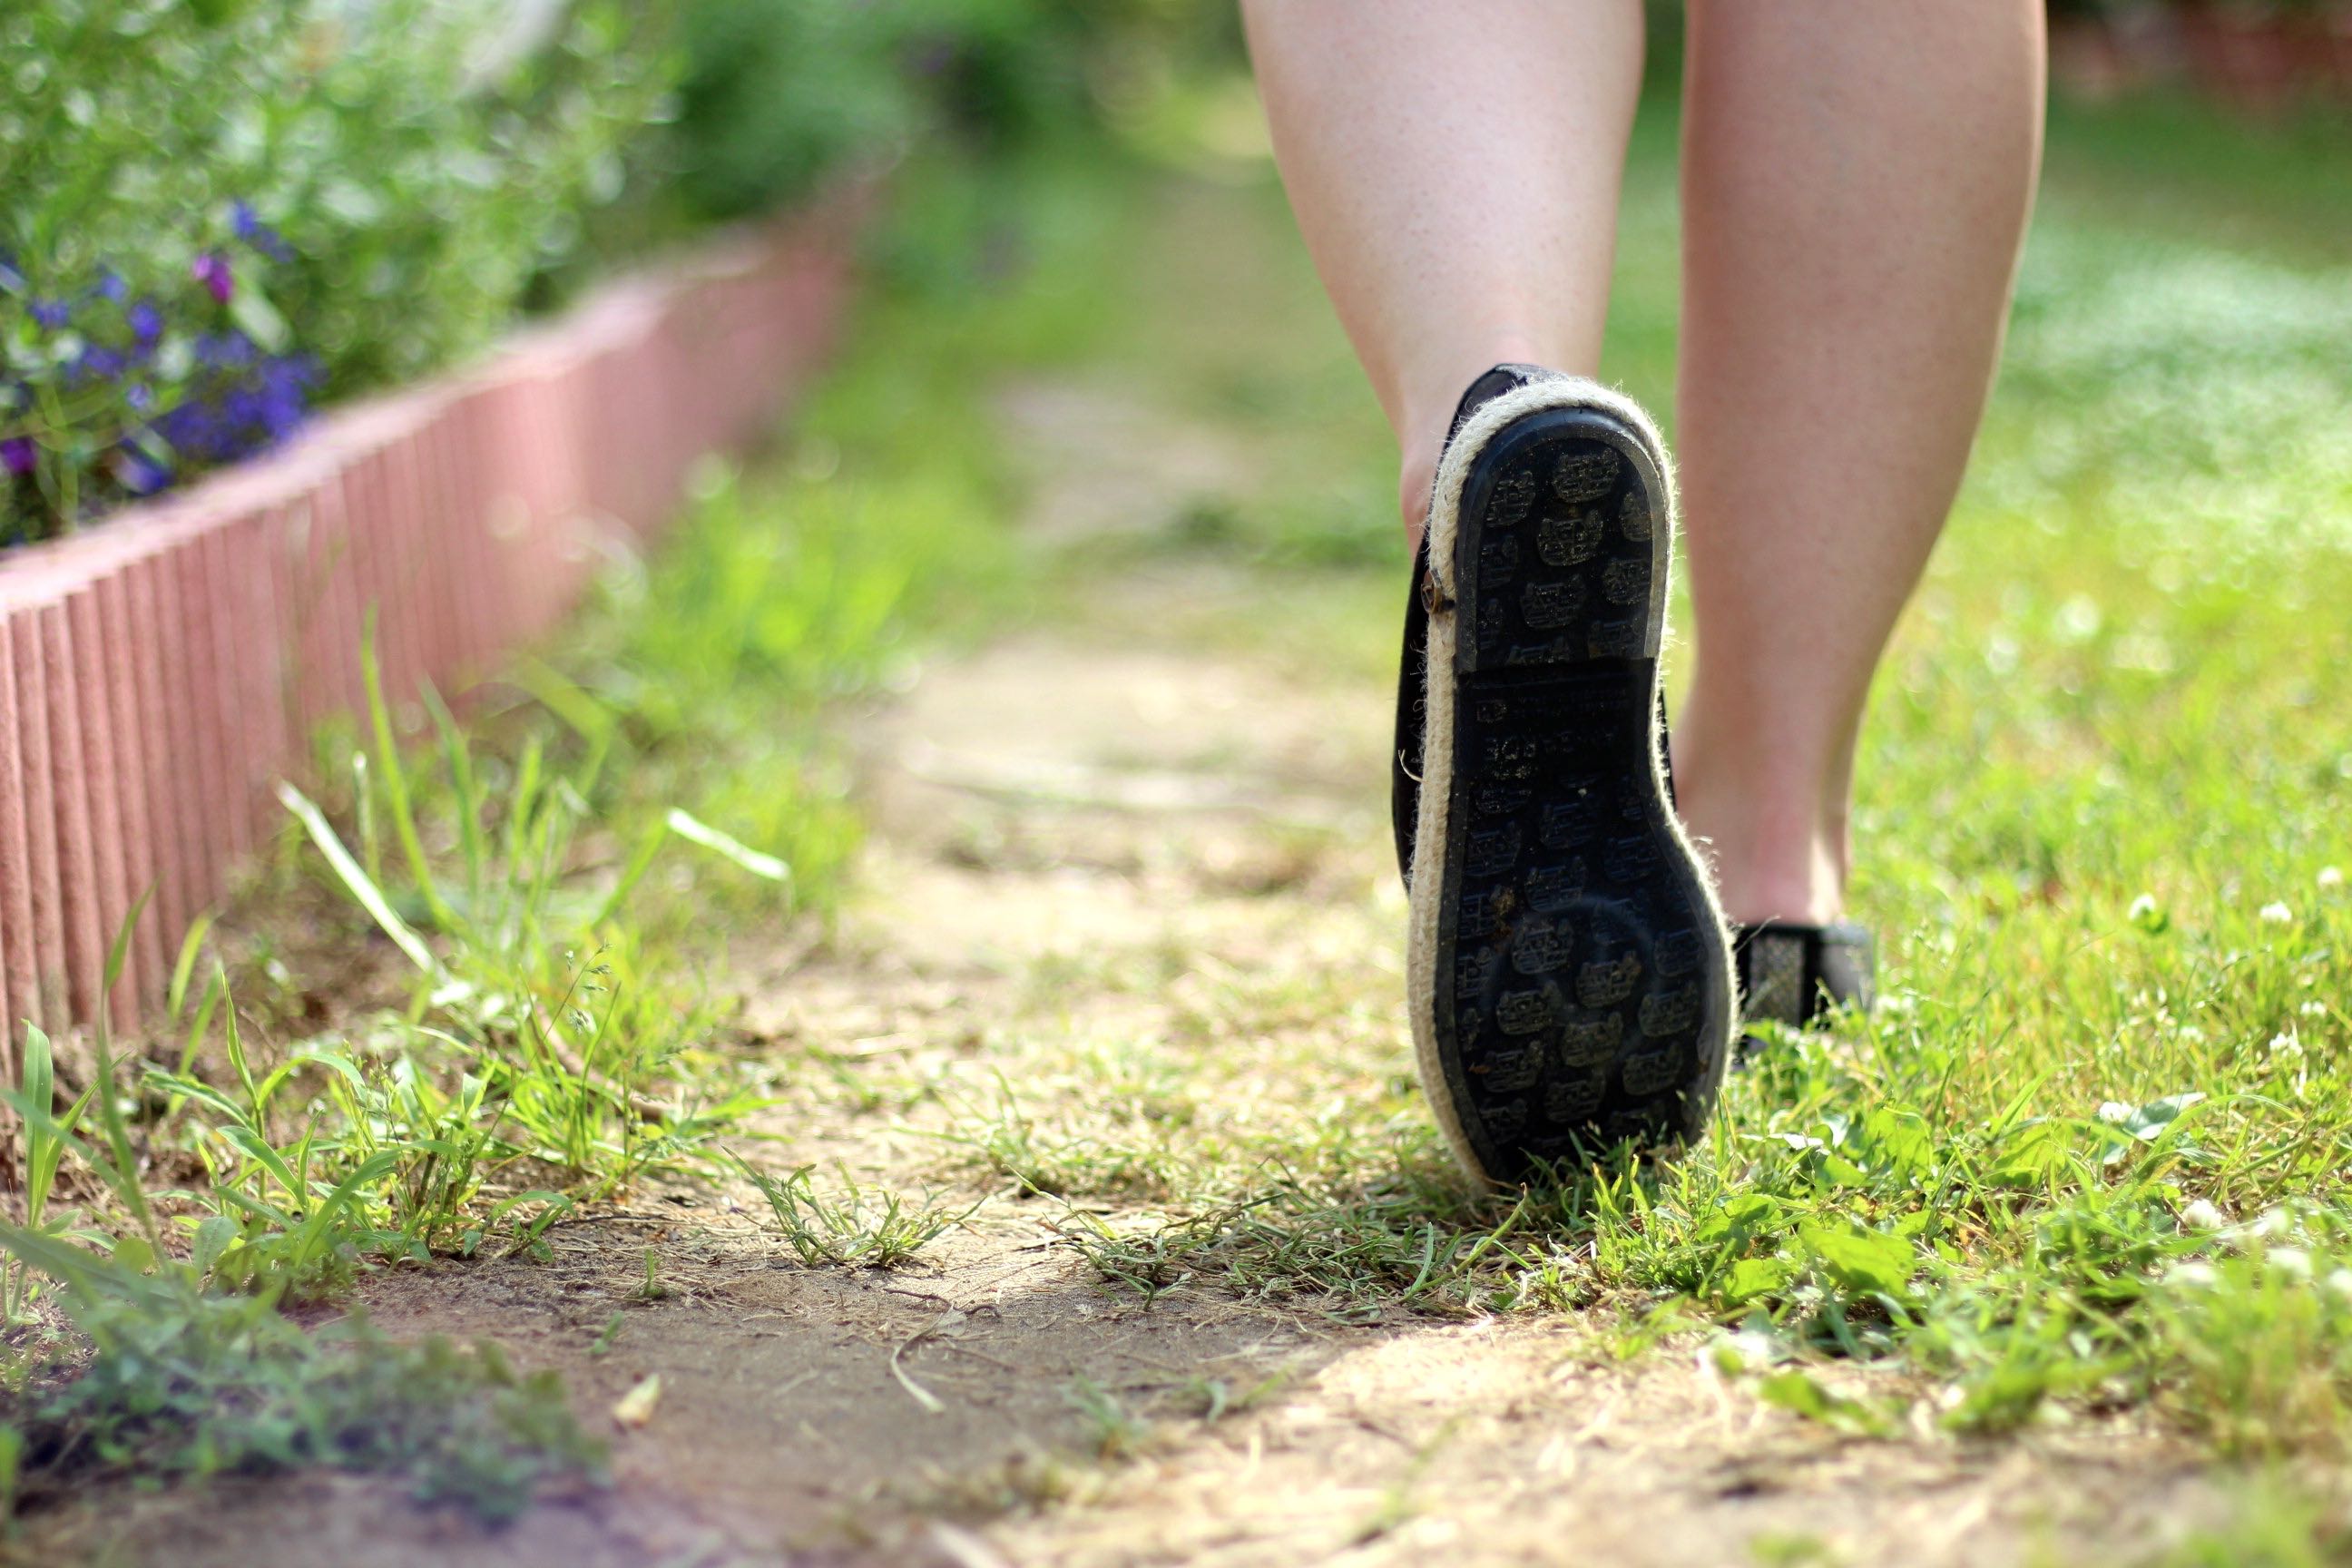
[
  {"left": 1396, "top": 366, "right": 1734, "bottom": 1185},
  {"left": 1733, "top": 920, "right": 1876, "bottom": 1031}
]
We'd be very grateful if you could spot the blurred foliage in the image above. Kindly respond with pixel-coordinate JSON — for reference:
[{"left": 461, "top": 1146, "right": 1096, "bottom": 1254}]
[{"left": 661, "top": 0, "right": 1244, "bottom": 222}]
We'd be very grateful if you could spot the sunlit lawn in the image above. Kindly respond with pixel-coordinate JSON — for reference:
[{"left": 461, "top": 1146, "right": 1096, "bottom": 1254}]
[{"left": 1027, "top": 86, "right": 2352, "bottom": 1470}]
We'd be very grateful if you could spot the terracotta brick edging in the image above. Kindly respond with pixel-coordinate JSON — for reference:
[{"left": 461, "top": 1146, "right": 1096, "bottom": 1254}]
[{"left": 0, "top": 193, "right": 864, "bottom": 1060}]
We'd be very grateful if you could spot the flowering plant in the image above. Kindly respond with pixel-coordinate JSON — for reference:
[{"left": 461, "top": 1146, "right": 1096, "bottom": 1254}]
[{"left": 1, "top": 0, "right": 670, "bottom": 546}]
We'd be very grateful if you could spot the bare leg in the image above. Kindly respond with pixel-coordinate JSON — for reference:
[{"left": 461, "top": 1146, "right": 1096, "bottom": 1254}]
[
  {"left": 1670, "top": 2, "right": 2045, "bottom": 925},
  {"left": 1240, "top": 0, "right": 1646, "bottom": 544}
]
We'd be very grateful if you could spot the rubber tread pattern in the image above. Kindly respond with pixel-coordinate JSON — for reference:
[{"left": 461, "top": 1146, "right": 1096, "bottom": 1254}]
[{"left": 1427, "top": 409, "right": 1730, "bottom": 1175}]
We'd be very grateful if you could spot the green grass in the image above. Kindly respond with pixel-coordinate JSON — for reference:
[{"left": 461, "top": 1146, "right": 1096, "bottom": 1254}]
[{"left": 981, "top": 89, "right": 2352, "bottom": 1483}]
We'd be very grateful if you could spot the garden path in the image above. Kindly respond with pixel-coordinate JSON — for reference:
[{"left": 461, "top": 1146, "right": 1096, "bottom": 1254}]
[{"left": 26, "top": 374, "right": 2219, "bottom": 1568}]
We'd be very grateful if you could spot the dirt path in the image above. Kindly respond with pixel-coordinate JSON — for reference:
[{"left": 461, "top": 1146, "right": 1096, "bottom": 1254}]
[{"left": 30, "top": 383, "right": 2215, "bottom": 1568}]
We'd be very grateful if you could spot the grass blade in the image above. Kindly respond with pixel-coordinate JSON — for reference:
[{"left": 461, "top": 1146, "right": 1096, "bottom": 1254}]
[
  {"left": 278, "top": 780, "right": 436, "bottom": 972},
  {"left": 663, "top": 808, "right": 789, "bottom": 883},
  {"left": 421, "top": 681, "right": 488, "bottom": 916},
  {"left": 166, "top": 911, "right": 215, "bottom": 1018},
  {"left": 362, "top": 617, "right": 458, "bottom": 933}
]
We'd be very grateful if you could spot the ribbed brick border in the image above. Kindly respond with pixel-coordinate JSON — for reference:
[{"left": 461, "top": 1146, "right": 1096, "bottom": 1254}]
[{"left": 0, "top": 200, "right": 859, "bottom": 1059}]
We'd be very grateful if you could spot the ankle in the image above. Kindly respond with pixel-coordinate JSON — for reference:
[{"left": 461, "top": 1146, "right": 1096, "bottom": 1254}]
[
  {"left": 1400, "top": 446, "right": 1437, "bottom": 548},
  {"left": 1697, "top": 831, "right": 1846, "bottom": 928},
  {"left": 1668, "top": 729, "right": 1848, "bottom": 927},
  {"left": 1396, "top": 338, "right": 1562, "bottom": 544}
]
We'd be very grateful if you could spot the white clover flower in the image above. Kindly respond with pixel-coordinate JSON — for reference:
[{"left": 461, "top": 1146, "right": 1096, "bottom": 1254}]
[
  {"left": 2302, "top": 1002, "right": 2329, "bottom": 1018},
  {"left": 2168, "top": 1261, "right": 2220, "bottom": 1289},
  {"left": 2180, "top": 1200, "right": 2227, "bottom": 1231},
  {"left": 2260, "top": 902, "right": 2295, "bottom": 924},
  {"left": 2128, "top": 893, "right": 2158, "bottom": 922},
  {"left": 2326, "top": 1269, "right": 2352, "bottom": 1305},
  {"left": 2269, "top": 1032, "right": 2303, "bottom": 1059},
  {"left": 2319, "top": 866, "right": 2345, "bottom": 890},
  {"left": 2268, "top": 1246, "right": 2313, "bottom": 1281}
]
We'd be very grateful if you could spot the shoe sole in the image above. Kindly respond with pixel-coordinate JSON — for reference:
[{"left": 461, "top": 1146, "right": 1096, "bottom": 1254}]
[{"left": 1406, "top": 383, "right": 1734, "bottom": 1183}]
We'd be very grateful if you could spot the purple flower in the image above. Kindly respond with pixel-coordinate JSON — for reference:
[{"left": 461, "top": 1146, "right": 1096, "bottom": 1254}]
[
  {"left": 230, "top": 200, "right": 295, "bottom": 263},
  {"left": 69, "top": 346, "right": 125, "bottom": 381},
  {"left": 30, "top": 299, "right": 69, "bottom": 328},
  {"left": 96, "top": 270, "right": 128, "bottom": 302},
  {"left": 129, "top": 300, "right": 163, "bottom": 343},
  {"left": 192, "top": 253, "right": 233, "bottom": 304},
  {"left": 2, "top": 437, "right": 34, "bottom": 476},
  {"left": 114, "top": 446, "right": 172, "bottom": 495},
  {"left": 126, "top": 382, "right": 153, "bottom": 413},
  {"left": 196, "top": 330, "right": 254, "bottom": 368},
  {"left": 152, "top": 347, "right": 315, "bottom": 466}
]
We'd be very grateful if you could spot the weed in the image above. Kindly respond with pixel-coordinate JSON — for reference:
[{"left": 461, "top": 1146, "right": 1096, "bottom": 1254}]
[
  {"left": 1173, "top": 1370, "right": 1287, "bottom": 1424},
  {"left": 730, "top": 1155, "right": 976, "bottom": 1269},
  {"left": 0, "top": 991, "right": 599, "bottom": 1523},
  {"left": 0, "top": 1270, "right": 601, "bottom": 1524},
  {"left": 1, "top": 1024, "right": 99, "bottom": 1328},
  {"left": 633, "top": 1247, "right": 669, "bottom": 1302},
  {"left": 1063, "top": 1377, "right": 1152, "bottom": 1461}
]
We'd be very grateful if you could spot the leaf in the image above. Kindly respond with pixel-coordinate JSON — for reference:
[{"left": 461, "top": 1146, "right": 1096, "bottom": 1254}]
[
  {"left": 1859, "top": 1107, "right": 1936, "bottom": 1176},
  {"left": 1817, "top": 1153, "right": 1870, "bottom": 1189},
  {"left": 2120, "top": 1092, "right": 2205, "bottom": 1142},
  {"left": 1989, "top": 1119, "right": 2073, "bottom": 1189},
  {"left": 0, "top": 1224, "right": 138, "bottom": 1305},
  {"left": 191, "top": 1214, "right": 240, "bottom": 1277},
  {"left": 612, "top": 1374, "right": 662, "bottom": 1429},
  {"left": 2094, "top": 1092, "right": 2208, "bottom": 1168},
  {"left": 1797, "top": 1221, "right": 1916, "bottom": 1299},
  {"left": 361, "top": 626, "right": 458, "bottom": 935},
  {"left": 1695, "top": 1191, "right": 1780, "bottom": 1248},
  {"left": 507, "top": 656, "right": 616, "bottom": 746},
  {"left": 1716, "top": 1255, "right": 1796, "bottom": 1308},
  {"left": 1757, "top": 1368, "right": 1893, "bottom": 1436},
  {"left": 229, "top": 282, "right": 289, "bottom": 353},
  {"left": 0, "top": 1082, "right": 103, "bottom": 1220},
  {"left": 287, "top": 1148, "right": 409, "bottom": 1274}
]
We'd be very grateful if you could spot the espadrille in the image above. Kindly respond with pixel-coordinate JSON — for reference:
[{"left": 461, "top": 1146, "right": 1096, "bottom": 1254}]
[
  {"left": 1396, "top": 366, "right": 1734, "bottom": 1184},
  {"left": 1733, "top": 920, "right": 1876, "bottom": 1030}
]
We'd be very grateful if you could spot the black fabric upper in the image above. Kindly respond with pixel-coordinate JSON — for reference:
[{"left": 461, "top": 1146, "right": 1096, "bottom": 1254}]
[
  {"left": 1732, "top": 919, "right": 1877, "bottom": 1027},
  {"left": 1391, "top": 364, "right": 1557, "bottom": 887}
]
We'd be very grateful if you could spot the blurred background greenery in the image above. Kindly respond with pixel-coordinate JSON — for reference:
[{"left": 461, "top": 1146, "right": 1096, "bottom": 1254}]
[
  {"left": 4, "top": 0, "right": 2348, "bottom": 546},
  {"left": 0, "top": 0, "right": 1241, "bottom": 544}
]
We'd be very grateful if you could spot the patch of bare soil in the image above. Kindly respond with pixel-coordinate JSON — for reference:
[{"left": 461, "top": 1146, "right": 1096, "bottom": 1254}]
[{"left": 23, "top": 385, "right": 2214, "bottom": 1568}]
